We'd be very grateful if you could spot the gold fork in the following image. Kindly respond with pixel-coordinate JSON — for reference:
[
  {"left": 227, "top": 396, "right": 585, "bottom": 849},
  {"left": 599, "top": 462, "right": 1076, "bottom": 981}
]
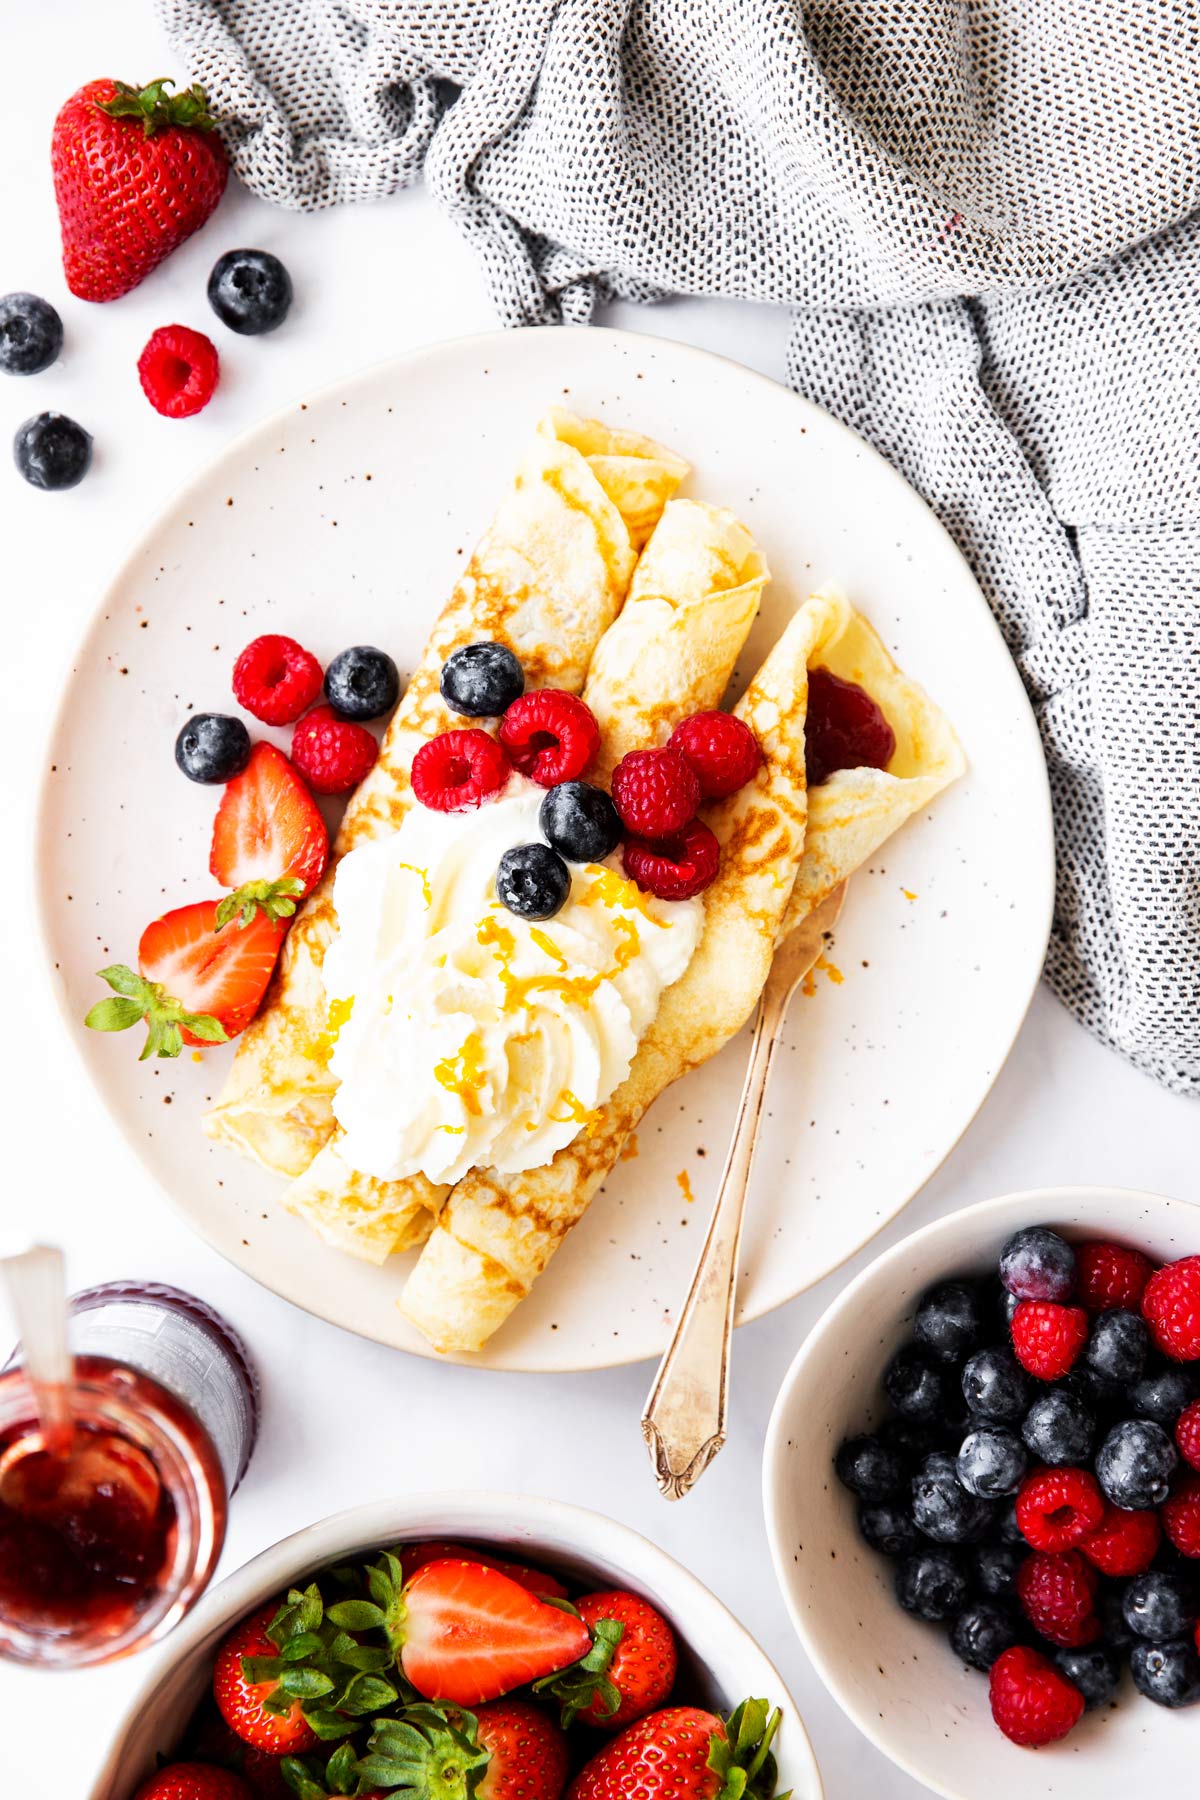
[{"left": 641, "top": 881, "right": 848, "bottom": 1499}]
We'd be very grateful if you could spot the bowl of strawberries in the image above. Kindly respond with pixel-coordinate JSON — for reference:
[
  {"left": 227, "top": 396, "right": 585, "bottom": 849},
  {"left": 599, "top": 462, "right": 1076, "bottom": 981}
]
[
  {"left": 90, "top": 1492, "right": 822, "bottom": 1800},
  {"left": 764, "top": 1185, "right": 1200, "bottom": 1800}
]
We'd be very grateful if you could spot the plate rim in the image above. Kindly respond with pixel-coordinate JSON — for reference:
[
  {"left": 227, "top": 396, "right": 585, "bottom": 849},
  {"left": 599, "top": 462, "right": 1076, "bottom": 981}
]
[{"left": 34, "top": 323, "right": 1055, "bottom": 1372}]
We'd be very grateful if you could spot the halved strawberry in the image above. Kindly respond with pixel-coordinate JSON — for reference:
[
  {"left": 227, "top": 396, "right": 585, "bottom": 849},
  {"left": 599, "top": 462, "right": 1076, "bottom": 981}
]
[
  {"left": 214, "top": 1603, "right": 320, "bottom": 1757},
  {"left": 85, "top": 900, "right": 284, "bottom": 1057},
  {"left": 366, "top": 1553, "right": 590, "bottom": 1706},
  {"left": 210, "top": 743, "right": 327, "bottom": 926},
  {"left": 399, "top": 1541, "right": 569, "bottom": 1602}
]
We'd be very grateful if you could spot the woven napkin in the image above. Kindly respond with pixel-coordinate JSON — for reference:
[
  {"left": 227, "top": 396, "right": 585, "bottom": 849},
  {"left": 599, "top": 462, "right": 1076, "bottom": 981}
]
[{"left": 159, "top": 0, "right": 1200, "bottom": 1095}]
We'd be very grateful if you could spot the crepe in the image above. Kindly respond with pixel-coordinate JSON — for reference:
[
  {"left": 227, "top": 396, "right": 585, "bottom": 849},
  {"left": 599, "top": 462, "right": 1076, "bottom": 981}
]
[
  {"left": 399, "top": 591, "right": 964, "bottom": 1354},
  {"left": 203, "top": 410, "right": 688, "bottom": 1187},
  {"left": 276, "top": 496, "right": 770, "bottom": 1265}
]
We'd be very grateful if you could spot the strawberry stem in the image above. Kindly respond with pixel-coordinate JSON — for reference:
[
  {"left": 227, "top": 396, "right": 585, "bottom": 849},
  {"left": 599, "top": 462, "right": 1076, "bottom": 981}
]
[
  {"left": 95, "top": 78, "right": 220, "bottom": 136},
  {"left": 216, "top": 876, "right": 304, "bottom": 931}
]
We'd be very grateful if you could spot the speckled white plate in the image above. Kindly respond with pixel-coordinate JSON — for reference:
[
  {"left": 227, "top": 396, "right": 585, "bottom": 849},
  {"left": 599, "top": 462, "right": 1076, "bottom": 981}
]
[{"left": 36, "top": 326, "right": 1053, "bottom": 1372}]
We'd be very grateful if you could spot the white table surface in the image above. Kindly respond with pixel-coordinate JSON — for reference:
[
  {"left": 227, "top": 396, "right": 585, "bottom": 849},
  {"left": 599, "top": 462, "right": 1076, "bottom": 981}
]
[{"left": 1, "top": 9, "right": 1195, "bottom": 1797}]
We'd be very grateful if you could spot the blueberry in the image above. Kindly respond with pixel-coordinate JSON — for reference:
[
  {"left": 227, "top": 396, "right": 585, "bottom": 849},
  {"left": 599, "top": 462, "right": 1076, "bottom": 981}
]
[
  {"left": 1021, "top": 1389, "right": 1095, "bottom": 1467},
  {"left": 912, "top": 1452, "right": 994, "bottom": 1543},
  {"left": 1099, "top": 1583, "right": 1137, "bottom": 1650},
  {"left": 1096, "top": 1419, "right": 1178, "bottom": 1509},
  {"left": 1053, "top": 1643, "right": 1121, "bottom": 1708},
  {"left": 858, "top": 1502, "right": 920, "bottom": 1558},
  {"left": 174, "top": 713, "right": 251, "bottom": 784},
  {"left": 1062, "top": 1364, "right": 1123, "bottom": 1419},
  {"left": 834, "top": 1434, "right": 905, "bottom": 1501},
  {"left": 956, "top": 1427, "right": 1027, "bottom": 1498},
  {"left": 999, "top": 1226, "right": 1076, "bottom": 1301},
  {"left": 997, "top": 1500, "right": 1025, "bottom": 1545},
  {"left": 1123, "top": 1570, "right": 1196, "bottom": 1641},
  {"left": 1130, "top": 1639, "right": 1200, "bottom": 1707},
  {"left": 950, "top": 1601, "right": 1019, "bottom": 1671},
  {"left": 914, "top": 1280, "right": 984, "bottom": 1364},
  {"left": 496, "top": 843, "right": 570, "bottom": 920},
  {"left": 324, "top": 645, "right": 400, "bottom": 721},
  {"left": 961, "top": 1346, "right": 1032, "bottom": 1422},
  {"left": 14, "top": 411, "right": 91, "bottom": 490},
  {"left": 1086, "top": 1309, "right": 1148, "bottom": 1384},
  {"left": 207, "top": 249, "right": 293, "bottom": 335},
  {"left": 895, "top": 1548, "right": 970, "bottom": 1622},
  {"left": 877, "top": 1416, "right": 943, "bottom": 1467},
  {"left": 1127, "top": 1363, "right": 1199, "bottom": 1427},
  {"left": 974, "top": 1540, "right": 1025, "bottom": 1600},
  {"left": 884, "top": 1345, "right": 945, "bottom": 1421},
  {"left": 440, "top": 641, "right": 524, "bottom": 717},
  {"left": 541, "top": 782, "right": 622, "bottom": 864},
  {"left": 0, "top": 292, "right": 62, "bottom": 376}
]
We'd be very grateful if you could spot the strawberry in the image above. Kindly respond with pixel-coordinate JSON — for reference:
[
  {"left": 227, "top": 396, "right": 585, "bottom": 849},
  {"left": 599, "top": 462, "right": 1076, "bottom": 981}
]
[
  {"left": 356, "top": 1701, "right": 567, "bottom": 1800},
  {"left": 399, "top": 1541, "right": 569, "bottom": 1602},
  {"left": 214, "top": 1604, "right": 320, "bottom": 1756},
  {"left": 85, "top": 901, "right": 284, "bottom": 1057},
  {"left": 476, "top": 1700, "right": 571, "bottom": 1800},
  {"left": 543, "top": 1591, "right": 678, "bottom": 1729},
  {"left": 210, "top": 744, "right": 328, "bottom": 923},
  {"left": 361, "top": 1552, "right": 589, "bottom": 1706},
  {"left": 277, "top": 1742, "right": 385, "bottom": 1800},
  {"left": 51, "top": 79, "right": 227, "bottom": 302},
  {"left": 567, "top": 1700, "right": 784, "bottom": 1800},
  {"left": 133, "top": 1767, "right": 253, "bottom": 1800}
]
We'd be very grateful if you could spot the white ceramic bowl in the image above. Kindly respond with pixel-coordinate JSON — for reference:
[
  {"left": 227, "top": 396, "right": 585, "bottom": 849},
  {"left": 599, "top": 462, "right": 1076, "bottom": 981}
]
[
  {"left": 763, "top": 1186, "right": 1200, "bottom": 1800},
  {"left": 92, "top": 1491, "right": 822, "bottom": 1799}
]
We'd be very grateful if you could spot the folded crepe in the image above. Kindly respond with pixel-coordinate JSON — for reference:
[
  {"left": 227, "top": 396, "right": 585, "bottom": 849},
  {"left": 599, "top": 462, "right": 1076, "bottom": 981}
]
[
  {"left": 203, "top": 409, "right": 688, "bottom": 1188},
  {"left": 275, "top": 497, "right": 769, "bottom": 1266},
  {"left": 400, "top": 590, "right": 965, "bottom": 1354}
]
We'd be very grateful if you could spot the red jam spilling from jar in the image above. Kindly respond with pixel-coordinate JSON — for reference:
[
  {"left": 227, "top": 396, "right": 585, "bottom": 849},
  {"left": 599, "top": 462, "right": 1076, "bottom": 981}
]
[{"left": 805, "top": 666, "right": 896, "bottom": 788}]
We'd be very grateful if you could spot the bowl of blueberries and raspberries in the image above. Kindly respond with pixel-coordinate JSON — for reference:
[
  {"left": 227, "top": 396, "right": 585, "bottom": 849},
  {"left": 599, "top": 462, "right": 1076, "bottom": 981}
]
[{"left": 763, "top": 1187, "right": 1200, "bottom": 1800}]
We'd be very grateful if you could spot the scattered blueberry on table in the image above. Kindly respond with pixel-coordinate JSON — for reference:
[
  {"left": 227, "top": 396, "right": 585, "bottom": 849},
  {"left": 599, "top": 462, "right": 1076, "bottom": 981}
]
[
  {"left": 0, "top": 292, "right": 62, "bottom": 376},
  {"left": 835, "top": 1225, "right": 1200, "bottom": 1744},
  {"left": 206, "top": 248, "right": 293, "bottom": 336},
  {"left": 13, "top": 411, "right": 92, "bottom": 490}
]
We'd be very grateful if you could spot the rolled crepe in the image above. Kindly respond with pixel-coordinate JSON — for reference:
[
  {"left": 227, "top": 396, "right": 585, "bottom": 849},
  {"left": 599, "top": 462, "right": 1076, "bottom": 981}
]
[
  {"left": 400, "top": 592, "right": 964, "bottom": 1354},
  {"left": 204, "top": 410, "right": 688, "bottom": 1184},
  {"left": 275, "top": 496, "right": 770, "bottom": 1264}
]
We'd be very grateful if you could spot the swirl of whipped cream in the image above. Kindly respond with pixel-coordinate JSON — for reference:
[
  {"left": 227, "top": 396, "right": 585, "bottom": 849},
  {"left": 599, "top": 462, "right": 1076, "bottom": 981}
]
[{"left": 321, "top": 779, "right": 702, "bottom": 1184}]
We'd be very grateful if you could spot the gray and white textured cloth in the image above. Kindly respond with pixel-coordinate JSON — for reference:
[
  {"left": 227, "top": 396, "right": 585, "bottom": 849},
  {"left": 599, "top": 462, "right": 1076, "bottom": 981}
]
[{"left": 160, "top": 0, "right": 1200, "bottom": 1095}]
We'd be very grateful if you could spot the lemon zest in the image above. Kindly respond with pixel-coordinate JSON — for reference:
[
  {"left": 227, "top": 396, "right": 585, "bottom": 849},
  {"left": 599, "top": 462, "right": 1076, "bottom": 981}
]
[{"left": 433, "top": 1031, "right": 487, "bottom": 1117}]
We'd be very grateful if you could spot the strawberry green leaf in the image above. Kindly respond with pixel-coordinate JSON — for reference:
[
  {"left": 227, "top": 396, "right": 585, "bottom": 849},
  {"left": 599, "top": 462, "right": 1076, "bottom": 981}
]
[
  {"left": 339, "top": 1673, "right": 398, "bottom": 1715},
  {"left": 96, "top": 77, "right": 221, "bottom": 136},
  {"left": 84, "top": 995, "right": 148, "bottom": 1033},
  {"left": 95, "top": 963, "right": 148, "bottom": 999},
  {"left": 708, "top": 1701, "right": 788, "bottom": 1800},
  {"left": 535, "top": 1615, "right": 624, "bottom": 1726},
  {"left": 327, "top": 1600, "right": 388, "bottom": 1632},
  {"left": 280, "top": 1632, "right": 328, "bottom": 1662},
  {"left": 215, "top": 876, "right": 304, "bottom": 931},
  {"left": 279, "top": 1667, "right": 336, "bottom": 1700},
  {"left": 305, "top": 1709, "right": 361, "bottom": 1743}
]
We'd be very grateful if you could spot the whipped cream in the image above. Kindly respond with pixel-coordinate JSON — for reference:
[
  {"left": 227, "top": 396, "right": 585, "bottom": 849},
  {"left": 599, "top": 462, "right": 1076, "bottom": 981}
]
[{"left": 321, "top": 779, "right": 703, "bottom": 1184}]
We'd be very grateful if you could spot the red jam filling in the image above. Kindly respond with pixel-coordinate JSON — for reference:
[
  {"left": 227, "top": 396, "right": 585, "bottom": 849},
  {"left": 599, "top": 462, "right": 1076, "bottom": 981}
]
[{"left": 805, "top": 667, "right": 896, "bottom": 787}]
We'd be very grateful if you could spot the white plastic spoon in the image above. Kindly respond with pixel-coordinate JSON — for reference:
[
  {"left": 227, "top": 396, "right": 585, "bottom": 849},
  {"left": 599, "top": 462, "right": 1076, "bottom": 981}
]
[{"left": 0, "top": 1243, "right": 73, "bottom": 1464}]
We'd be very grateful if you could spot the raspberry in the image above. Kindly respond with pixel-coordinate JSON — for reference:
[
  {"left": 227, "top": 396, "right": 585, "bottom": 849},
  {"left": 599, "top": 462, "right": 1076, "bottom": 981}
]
[
  {"left": 499, "top": 690, "right": 599, "bottom": 787},
  {"left": 989, "top": 1645, "right": 1084, "bottom": 1747},
  {"left": 1163, "top": 1472, "right": 1200, "bottom": 1558},
  {"left": 1075, "top": 1239, "right": 1153, "bottom": 1312},
  {"left": 612, "top": 747, "right": 701, "bottom": 837},
  {"left": 1143, "top": 1256, "right": 1200, "bottom": 1361},
  {"left": 290, "top": 704, "right": 377, "bottom": 795},
  {"left": 669, "top": 711, "right": 761, "bottom": 800},
  {"left": 1016, "top": 1467, "right": 1105, "bottom": 1551},
  {"left": 1177, "top": 1399, "right": 1200, "bottom": 1471},
  {"left": 1011, "top": 1300, "right": 1088, "bottom": 1379},
  {"left": 137, "top": 324, "right": 220, "bottom": 419},
  {"left": 1079, "top": 1500, "right": 1161, "bottom": 1576},
  {"left": 411, "top": 728, "right": 510, "bottom": 812},
  {"left": 232, "top": 634, "right": 323, "bottom": 726},
  {"left": 623, "top": 819, "right": 721, "bottom": 901},
  {"left": 1016, "top": 1549, "right": 1099, "bottom": 1647}
]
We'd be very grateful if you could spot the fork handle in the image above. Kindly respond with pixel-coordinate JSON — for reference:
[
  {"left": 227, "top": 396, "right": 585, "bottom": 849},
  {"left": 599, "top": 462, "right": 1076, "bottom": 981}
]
[{"left": 641, "top": 991, "right": 785, "bottom": 1499}]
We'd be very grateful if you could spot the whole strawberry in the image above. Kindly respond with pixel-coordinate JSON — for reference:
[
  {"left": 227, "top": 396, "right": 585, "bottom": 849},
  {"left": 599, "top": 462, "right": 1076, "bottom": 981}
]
[
  {"left": 213, "top": 1603, "right": 319, "bottom": 1756},
  {"left": 545, "top": 1590, "right": 678, "bottom": 1729},
  {"left": 476, "top": 1700, "right": 570, "bottom": 1800},
  {"left": 133, "top": 1767, "right": 253, "bottom": 1800},
  {"left": 51, "top": 79, "right": 228, "bottom": 302},
  {"left": 567, "top": 1699, "right": 783, "bottom": 1800}
]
